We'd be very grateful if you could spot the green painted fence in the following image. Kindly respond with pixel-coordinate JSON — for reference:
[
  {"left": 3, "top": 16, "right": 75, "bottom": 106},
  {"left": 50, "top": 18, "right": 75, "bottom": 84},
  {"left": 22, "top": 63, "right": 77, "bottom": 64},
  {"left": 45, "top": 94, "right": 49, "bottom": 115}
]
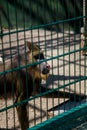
[{"left": 0, "top": 0, "right": 87, "bottom": 130}]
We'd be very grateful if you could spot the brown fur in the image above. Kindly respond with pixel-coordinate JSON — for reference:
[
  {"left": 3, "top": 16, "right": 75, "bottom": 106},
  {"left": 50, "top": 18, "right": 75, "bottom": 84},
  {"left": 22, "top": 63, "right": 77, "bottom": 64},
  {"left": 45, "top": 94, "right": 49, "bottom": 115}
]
[{"left": 0, "top": 41, "right": 50, "bottom": 130}]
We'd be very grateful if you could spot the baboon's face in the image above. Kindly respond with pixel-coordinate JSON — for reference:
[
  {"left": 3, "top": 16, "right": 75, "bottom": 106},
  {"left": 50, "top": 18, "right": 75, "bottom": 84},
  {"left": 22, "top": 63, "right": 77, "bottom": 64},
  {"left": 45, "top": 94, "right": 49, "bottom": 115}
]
[
  {"left": 34, "top": 52, "right": 50, "bottom": 79},
  {"left": 27, "top": 41, "right": 50, "bottom": 80}
]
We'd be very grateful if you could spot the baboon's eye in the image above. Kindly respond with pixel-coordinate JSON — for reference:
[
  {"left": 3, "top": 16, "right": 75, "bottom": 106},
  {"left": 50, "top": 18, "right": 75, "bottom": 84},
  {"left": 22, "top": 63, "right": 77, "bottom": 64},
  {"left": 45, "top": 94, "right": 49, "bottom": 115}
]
[{"left": 34, "top": 53, "right": 44, "bottom": 60}]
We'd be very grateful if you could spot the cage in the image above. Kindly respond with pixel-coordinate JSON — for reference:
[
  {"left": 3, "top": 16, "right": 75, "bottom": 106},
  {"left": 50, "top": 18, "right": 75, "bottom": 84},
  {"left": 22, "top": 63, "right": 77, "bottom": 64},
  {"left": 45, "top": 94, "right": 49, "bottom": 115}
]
[{"left": 0, "top": 0, "right": 87, "bottom": 130}]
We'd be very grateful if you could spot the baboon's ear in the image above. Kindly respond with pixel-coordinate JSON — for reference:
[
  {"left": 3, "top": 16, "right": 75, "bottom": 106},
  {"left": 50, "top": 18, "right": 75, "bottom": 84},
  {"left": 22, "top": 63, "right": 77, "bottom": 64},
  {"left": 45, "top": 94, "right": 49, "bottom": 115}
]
[{"left": 26, "top": 41, "right": 39, "bottom": 52}]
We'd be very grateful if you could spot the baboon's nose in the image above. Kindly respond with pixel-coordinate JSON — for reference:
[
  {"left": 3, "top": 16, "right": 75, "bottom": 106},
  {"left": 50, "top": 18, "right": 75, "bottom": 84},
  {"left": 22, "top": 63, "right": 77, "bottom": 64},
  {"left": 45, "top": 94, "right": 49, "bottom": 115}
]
[
  {"left": 46, "top": 63, "right": 50, "bottom": 71},
  {"left": 42, "top": 63, "right": 50, "bottom": 74},
  {"left": 46, "top": 63, "right": 50, "bottom": 70}
]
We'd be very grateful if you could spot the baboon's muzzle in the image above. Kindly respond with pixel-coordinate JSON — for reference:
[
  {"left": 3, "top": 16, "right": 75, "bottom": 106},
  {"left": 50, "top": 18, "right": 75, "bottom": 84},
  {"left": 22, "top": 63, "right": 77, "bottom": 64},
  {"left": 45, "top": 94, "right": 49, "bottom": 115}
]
[{"left": 40, "top": 62, "right": 50, "bottom": 75}]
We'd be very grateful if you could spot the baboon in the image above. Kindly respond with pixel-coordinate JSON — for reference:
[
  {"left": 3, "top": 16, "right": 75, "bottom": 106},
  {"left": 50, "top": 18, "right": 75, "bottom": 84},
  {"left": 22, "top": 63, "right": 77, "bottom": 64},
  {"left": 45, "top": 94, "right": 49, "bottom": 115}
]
[{"left": 0, "top": 41, "right": 50, "bottom": 130}]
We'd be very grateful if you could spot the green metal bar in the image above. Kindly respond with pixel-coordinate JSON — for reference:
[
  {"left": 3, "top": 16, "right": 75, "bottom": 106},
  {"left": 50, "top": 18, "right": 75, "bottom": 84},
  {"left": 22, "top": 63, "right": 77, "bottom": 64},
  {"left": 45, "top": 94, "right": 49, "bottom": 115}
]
[
  {"left": 73, "top": 0, "right": 77, "bottom": 106},
  {"left": 0, "top": 47, "right": 86, "bottom": 75},
  {"left": 0, "top": 16, "right": 84, "bottom": 37},
  {"left": 56, "top": 0, "right": 60, "bottom": 115},
  {"left": 27, "top": 103, "right": 87, "bottom": 130},
  {"left": 0, "top": 75, "right": 87, "bottom": 113},
  {"left": 62, "top": 0, "right": 66, "bottom": 111},
  {"left": 68, "top": 0, "right": 71, "bottom": 109}
]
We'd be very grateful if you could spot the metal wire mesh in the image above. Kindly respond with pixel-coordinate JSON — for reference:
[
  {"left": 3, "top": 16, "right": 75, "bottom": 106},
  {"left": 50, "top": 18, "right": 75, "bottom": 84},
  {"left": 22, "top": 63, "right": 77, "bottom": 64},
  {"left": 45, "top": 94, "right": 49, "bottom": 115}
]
[{"left": 0, "top": 0, "right": 87, "bottom": 130}]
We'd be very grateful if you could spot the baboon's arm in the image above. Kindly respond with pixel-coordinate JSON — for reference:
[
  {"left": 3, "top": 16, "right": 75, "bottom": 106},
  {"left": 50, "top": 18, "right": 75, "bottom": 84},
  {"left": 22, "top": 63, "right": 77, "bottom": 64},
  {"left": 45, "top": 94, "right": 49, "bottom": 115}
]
[
  {"left": 15, "top": 72, "right": 33, "bottom": 130},
  {"left": 15, "top": 79, "right": 29, "bottom": 130},
  {"left": 16, "top": 100, "right": 28, "bottom": 130}
]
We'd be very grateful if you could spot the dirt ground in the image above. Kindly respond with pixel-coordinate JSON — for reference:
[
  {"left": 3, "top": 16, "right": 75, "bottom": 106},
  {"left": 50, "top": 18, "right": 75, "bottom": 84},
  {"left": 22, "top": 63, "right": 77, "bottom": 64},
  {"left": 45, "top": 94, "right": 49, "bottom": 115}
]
[{"left": 0, "top": 29, "right": 87, "bottom": 129}]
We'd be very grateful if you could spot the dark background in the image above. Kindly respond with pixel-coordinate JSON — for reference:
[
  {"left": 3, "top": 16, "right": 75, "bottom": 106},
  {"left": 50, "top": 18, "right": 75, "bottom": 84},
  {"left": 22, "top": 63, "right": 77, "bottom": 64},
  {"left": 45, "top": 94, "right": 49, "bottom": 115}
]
[{"left": 0, "top": 0, "right": 83, "bottom": 33}]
